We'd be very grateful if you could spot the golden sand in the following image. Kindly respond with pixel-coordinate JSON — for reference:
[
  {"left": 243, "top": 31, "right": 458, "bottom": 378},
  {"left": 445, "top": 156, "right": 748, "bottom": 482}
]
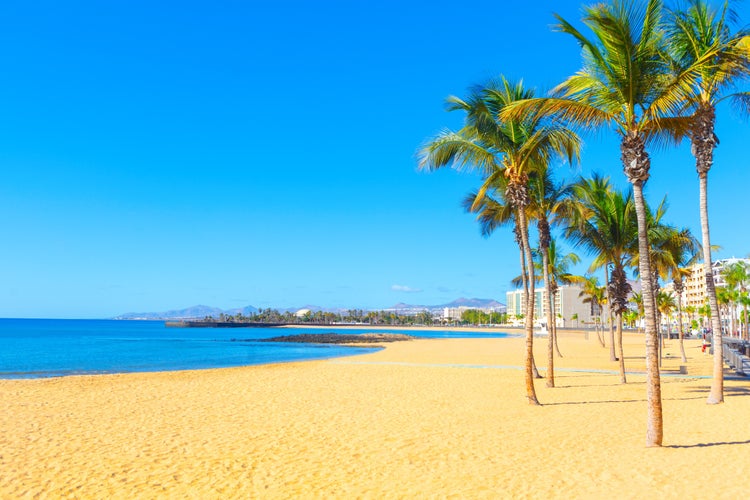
[{"left": 2, "top": 331, "right": 749, "bottom": 499}]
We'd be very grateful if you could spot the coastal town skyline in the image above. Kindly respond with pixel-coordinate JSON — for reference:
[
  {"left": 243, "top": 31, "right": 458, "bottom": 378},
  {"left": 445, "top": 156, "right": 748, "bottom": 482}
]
[{"left": 3, "top": 0, "right": 750, "bottom": 318}]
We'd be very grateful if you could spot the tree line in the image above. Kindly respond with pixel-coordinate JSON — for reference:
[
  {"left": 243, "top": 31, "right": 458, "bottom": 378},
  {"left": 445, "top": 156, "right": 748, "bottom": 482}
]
[{"left": 206, "top": 308, "right": 507, "bottom": 326}]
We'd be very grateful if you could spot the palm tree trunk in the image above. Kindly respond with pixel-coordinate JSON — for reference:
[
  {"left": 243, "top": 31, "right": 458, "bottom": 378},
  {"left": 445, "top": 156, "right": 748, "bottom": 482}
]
[
  {"left": 553, "top": 291, "right": 563, "bottom": 357},
  {"left": 605, "top": 266, "right": 617, "bottom": 361},
  {"left": 654, "top": 273, "right": 664, "bottom": 352},
  {"left": 541, "top": 240, "right": 555, "bottom": 388},
  {"left": 617, "top": 311, "right": 627, "bottom": 384},
  {"left": 699, "top": 172, "right": 723, "bottom": 404},
  {"left": 517, "top": 208, "right": 540, "bottom": 405},
  {"left": 597, "top": 309, "right": 605, "bottom": 347},
  {"left": 632, "top": 179, "right": 662, "bottom": 447},
  {"left": 516, "top": 223, "right": 541, "bottom": 380},
  {"left": 692, "top": 105, "right": 723, "bottom": 404},
  {"left": 678, "top": 294, "right": 687, "bottom": 363},
  {"left": 531, "top": 355, "right": 543, "bottom": 379}
]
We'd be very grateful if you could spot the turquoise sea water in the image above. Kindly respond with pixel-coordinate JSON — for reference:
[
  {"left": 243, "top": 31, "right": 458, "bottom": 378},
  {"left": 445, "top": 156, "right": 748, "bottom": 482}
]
[{"left": 0, "top": 319, "right": 511, "bottom": 379}]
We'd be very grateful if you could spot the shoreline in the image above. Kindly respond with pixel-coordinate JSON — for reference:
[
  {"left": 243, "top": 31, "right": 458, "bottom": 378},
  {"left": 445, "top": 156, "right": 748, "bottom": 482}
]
[
  {"left": 2, "top": 332, "right": 749, "bottom": 498},
  {"left": 1, "top": 324, "right": 519, "bottom": 381}
]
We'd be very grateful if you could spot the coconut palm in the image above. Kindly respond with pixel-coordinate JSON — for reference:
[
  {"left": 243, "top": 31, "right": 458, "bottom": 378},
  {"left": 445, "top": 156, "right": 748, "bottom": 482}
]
[
  {"left": 502, "top": 0, "right": 720, "bottom": 445},
  {"left": 666, "top": 0, "right": 750, "bottom": 405},
  {"left": 624, "top": 308, "right": 639, "bottom": 328},
  {"left": 718, "top": 278, "right": 740, "bottom": 337},
  {"left": 698, "top": 302, "right": 711, "bottom": 331},
  {"left": 721, "top": 261, "right": 750, "bottom": 338},
  {"left": 419, "top": 77, "right": 580, "bottom": 405},
  {"left": 716, "top": 286, "right": 733, "bottom": 335},
  {"left": 511, "top": 237, "right": 581, "bottom": 374},
  {"left": 662, "top": 228, "right": 700, "bottom": 362},
  {"left": 579, "top": 275, "right": 607, "bottom": 346},
  {"left": 527, "top": 170, "right": 574, "bottom": 387},
  {"left": 647, "top": 221, "right": 699, "bottom": 359},
  {"left": 462, "top": 188, "right": 543, "bottom": 380},
  {"left": 657, "top": 291, "right": 677, "bottom": 337},
  {"left": 631, "top": 292, "right": 645, "bottom": 332},
  {"left": 566, "top": 174, "right": 637, "bottom": 383},
  {"left": 544, "top": 238, "right": 582, "bottom": 357},
  {"left": 565, "top": 174, "right": 617, "bottom": 361},
  {"left": 740, "top": 294, "right": 750, "bottom": 340},
  {"left": 684, "top": 304, "right": 697, "bottom": 334}
]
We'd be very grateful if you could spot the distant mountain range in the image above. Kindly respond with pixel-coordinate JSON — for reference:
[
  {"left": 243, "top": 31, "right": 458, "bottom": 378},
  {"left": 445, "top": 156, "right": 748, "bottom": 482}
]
[
  {"left": 387, "top": 297, "right": 505, "bottom": 311},
  {"left": 113, "top": 305, "right": 259, "bottom": 320},
  {"left": 113, "top": 297, "right": 505, "bottom": 320}
]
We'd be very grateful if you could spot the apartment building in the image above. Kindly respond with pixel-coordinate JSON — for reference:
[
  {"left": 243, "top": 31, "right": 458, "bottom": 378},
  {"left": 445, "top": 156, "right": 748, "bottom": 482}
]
[
  {"left": 672, "top": 258, "right": 750, "bottom": 309},
  {"left": 506, "top": 285, "right": 596, "bottom": 327}
]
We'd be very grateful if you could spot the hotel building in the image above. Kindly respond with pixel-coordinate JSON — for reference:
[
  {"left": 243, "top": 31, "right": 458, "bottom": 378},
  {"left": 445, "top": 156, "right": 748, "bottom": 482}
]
[
  {"left": 673, "top": 258, "right": 750, "bottom": 309},
  {"left": 505, "top": 285, "right": 597, "bottom": 327}
]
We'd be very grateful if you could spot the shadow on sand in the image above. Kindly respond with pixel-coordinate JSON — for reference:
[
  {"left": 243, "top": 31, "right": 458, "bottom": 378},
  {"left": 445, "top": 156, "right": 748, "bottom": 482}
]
[
  {"left": 684, "top": 385, "right": 750, "bottom": 396},
  {"left": 667, "top": 439, "right": 750, "bottom": 449},
  {"left": 541, "top": 394, "right": 706, "bottom": 406}
]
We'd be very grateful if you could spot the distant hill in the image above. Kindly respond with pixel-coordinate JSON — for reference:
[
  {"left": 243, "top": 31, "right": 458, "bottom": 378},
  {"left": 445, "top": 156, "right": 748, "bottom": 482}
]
[
  {"left": 113, "top": 304, "right": 257, "bottom": 320},
  {"left": 442, "top": 297, "right": 505, "bottom": 309},
  {"left": 387, "top": 297, "right": 505, "bottom": 312},
  {"left": 277, "top": 305, "right": 325, "bottom": 314},
  {"left": 224, "top": 305, "right": 261, "bottom": 316}
]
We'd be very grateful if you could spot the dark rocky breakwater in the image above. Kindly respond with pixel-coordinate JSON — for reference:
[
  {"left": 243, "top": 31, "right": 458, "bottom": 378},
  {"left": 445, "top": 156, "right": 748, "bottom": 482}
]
[{"left": 243, "top": 333, "right": 415, "bottom": 344}]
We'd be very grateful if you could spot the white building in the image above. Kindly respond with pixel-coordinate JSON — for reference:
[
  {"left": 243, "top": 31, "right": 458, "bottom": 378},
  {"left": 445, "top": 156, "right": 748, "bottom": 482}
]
[
  {"left": 671, "top": 258, "right": 750, "bottom": 309},
  {"left": 712, "top": 257, "right": 750, "bottom": 289},
  {"left": 505, "top": 285, "right": 597, "bottom": 327},
  {"left": 441, "top": 304, "right": 507, "bottom": 322}
]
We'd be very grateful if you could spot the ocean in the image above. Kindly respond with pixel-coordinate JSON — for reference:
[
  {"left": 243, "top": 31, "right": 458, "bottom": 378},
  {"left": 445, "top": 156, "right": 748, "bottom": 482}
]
[{"left": 0, "top": 319, "right": 511, "bottom": 379}]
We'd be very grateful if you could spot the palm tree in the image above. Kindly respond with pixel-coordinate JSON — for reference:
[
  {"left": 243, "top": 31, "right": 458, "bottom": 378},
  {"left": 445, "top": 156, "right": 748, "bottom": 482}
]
[
  {"left": 566, "top": 174, "right": 637, "bottom": 383},
  {"left": 684, "top": 305, "right": 697, "bottom": 333},
  {"left": 624, "top": 308, "right": 639, "bottom": 328},
  {"left": 666, "top": 0, "right": 750, "bottom": 405},
  {"left": 463, "top": 187, "right": 544, "bottom": 380},
  {"left": 579, "top": 275, "right": 607, "bottom": 347},
  {"left": 630, "top": 292, "right": 645, "bottom": 332},
  {"left": 511, "top": 237, "right": 582, "bottom": 377},
  {"left": 503, "top": 0, "right": 721, "bottom": 446},
  {"left": 647, "top": 222, "right": 699, "bottom": 359},
  {"left": 657, "top": 291, "right": 677, "bottom": 340},
  {"left": 722, "top": 261, "right": 750, "bottom": 338},
  {"left": 718, "top": 279, "right": 740, "bottom": 337},
  {"left": 698, "top": 302, "right": 711, "bottom": 331},
  {"left": 662, "top": 227, "right": 700, "bottom": 362},
  {"left": 716, "top": 286, "right": 733, "bottom": 335},
  {"left": 419, "top": 77, "right": 580, "bottom": 405},
  {"left": 528, "top": 171, "right": 574, "bottom": 387},
  {"left": 741, "top": 294, "right": 750, "bottom": 340},
  {"left": 545, "top": 238, "right": 582, "bottom": 357}
]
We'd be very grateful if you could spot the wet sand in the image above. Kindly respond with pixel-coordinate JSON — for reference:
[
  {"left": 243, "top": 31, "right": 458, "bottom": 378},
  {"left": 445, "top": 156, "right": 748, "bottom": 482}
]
[{"left": 2, "top": 330, "right": 749, "bottom": 498}]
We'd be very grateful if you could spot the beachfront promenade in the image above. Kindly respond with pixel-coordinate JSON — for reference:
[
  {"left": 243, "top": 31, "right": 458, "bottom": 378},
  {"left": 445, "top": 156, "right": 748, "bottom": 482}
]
[
  {"left": 1, "top": 331, "right": 749, "bottom": 498},
  {"left": 724, "top": 338, "right": 750, "bottom": 375}
]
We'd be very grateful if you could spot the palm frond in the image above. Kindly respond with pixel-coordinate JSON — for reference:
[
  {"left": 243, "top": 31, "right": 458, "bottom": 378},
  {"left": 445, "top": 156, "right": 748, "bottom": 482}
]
[{"left": 417, "top": 131, "right": 498, "bottom": 174}]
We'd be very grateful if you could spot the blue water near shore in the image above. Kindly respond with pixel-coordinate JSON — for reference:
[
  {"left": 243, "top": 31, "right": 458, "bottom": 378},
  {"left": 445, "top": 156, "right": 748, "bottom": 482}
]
[{"left": 0, "top": 319, "right": 512, "bottom": 379}]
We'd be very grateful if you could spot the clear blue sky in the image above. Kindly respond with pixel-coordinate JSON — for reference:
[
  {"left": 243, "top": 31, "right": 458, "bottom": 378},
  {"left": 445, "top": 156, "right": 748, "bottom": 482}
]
[{"left": 2, "top": 0, "right": 749, "bottom": 318}]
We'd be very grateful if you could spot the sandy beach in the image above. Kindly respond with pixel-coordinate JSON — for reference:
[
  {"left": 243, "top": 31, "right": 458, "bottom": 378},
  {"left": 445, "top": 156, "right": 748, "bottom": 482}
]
[{"left": 2, "top": 330, "right": 749, "bottom": 499}]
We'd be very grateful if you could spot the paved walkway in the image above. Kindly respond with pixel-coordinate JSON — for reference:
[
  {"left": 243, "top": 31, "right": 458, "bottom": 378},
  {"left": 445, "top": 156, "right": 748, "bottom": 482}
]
[{"left": 331, "top": 359, "right": 749, "bottom": 380}]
